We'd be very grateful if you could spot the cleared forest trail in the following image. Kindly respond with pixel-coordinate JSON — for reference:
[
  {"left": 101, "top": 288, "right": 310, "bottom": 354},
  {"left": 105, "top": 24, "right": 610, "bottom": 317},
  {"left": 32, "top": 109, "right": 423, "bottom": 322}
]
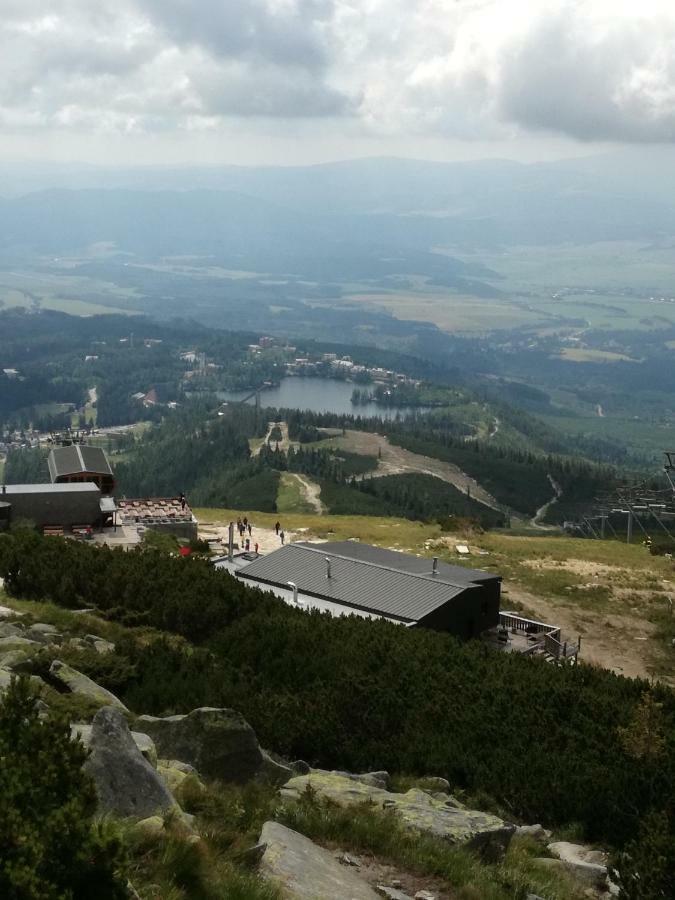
[{"left": 334, "top": 430, "right": 502, "bottom": 512}]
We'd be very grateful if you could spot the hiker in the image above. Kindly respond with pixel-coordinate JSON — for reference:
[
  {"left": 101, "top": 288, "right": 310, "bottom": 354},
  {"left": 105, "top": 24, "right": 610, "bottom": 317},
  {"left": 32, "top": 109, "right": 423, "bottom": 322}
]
[
  {"left": 274, "top": 521, "right": 280, "bottom": 535},
  {"left": 280, "top": 530, "right": 285, "bottom": 545},
  {"left": 245, "top": 538, "right": 250, "bottom": 551},
  {"left": 247, "top": 522, "right": 252, "bottom": 536},
  {"left": 236, "top": 517, "right": 242, "bottom": 532},
  {"left": 179, "top": 492, "right": 186, "bottom": 511},
  {"left": 254, "top": 542, "right": 259, "bottom": 554},
  {"left": 243, "top": 516, "right": 248, "bottom": 528}
]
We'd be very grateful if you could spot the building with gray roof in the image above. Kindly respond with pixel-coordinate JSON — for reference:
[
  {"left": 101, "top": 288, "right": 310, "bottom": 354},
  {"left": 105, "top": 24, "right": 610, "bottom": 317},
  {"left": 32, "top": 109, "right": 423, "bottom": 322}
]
[
  {"left": 48, "top": 444, "right": 115, "bottom": 494},
  {"left": 0, "top": 483, "right": 103, "bottom": 532},
  {"left": 229, "top": 541, "right": 500, "bottom": 638}
]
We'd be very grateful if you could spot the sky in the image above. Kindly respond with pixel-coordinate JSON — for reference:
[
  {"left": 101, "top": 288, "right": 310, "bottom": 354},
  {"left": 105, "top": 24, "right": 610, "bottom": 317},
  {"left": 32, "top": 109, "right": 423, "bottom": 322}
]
[{"left": 2, "top": 0, "right": 675, "bottom": 166}]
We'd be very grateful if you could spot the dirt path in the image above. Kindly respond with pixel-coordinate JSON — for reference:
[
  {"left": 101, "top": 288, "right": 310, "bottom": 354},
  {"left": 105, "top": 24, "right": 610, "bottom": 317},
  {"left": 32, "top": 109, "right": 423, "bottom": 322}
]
[
  {"left": 254, "top": 420, "right": 292, "bottom": 456},
  {"left": 502, "top": 581, "right": 663, "bottom": 681},
  {"left": 335, "top": 430, "right": 502, "bottom": 511},
  {"left": 293, "top": 473, "right": 325, "bottom": 515},
  {"left": 530, "top": 475, "right": 562, "bottom": 529}
]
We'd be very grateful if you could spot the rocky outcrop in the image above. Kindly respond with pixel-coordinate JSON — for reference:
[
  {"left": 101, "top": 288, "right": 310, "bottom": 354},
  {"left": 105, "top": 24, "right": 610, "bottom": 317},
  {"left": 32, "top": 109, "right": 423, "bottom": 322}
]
[
  {"left": 83, "top": 706, "right": 176, "bottom": 819},
  {"left": 137, "top": 707, "right": 291, "bottom": 784},
  {"left": 281, "top": 773, "right": 514, "bottom": 861},
  {"left": 49, "top": 659, "right": 128, "bottom": 710},
  {"left": 548, "top": 841, "right": 608, "bottom": 887},
  {"left": 259, "top": 821, "right": 379, "bottom": 899}
]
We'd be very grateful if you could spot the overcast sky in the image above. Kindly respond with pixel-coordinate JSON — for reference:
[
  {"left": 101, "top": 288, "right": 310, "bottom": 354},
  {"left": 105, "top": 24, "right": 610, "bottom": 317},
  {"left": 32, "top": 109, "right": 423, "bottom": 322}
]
[{"left": 3, "top": 0, "right": 675, "bottom": 166}]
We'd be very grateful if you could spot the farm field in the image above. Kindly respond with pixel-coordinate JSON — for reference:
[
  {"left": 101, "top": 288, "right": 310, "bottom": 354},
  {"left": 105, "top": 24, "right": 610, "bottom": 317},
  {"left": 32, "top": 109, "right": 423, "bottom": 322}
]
[
  {"left": 0, "top": 269, "right": 142, "bottom": 316},
  {"left": 345, "top": 289, "right": 545, "bottom": 333},
  {"left": 339, "top": 241, "right": 675, "bottom": 337},
  {"left": 194, "top": 506, "right": 675, "bottom": 684}
]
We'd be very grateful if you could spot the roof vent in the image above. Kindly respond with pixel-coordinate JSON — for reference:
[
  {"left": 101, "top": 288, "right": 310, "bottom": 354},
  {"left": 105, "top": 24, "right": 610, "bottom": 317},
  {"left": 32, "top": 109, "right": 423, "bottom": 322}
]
[
  {"left": 287, "top": 581, "right": 298, "bottom": 604},
  {"left": 325, "top": 557, "right": 332, "bottom": 579},
  {"left": 432, "top": 557, "right": 438, "bottom": 576}
]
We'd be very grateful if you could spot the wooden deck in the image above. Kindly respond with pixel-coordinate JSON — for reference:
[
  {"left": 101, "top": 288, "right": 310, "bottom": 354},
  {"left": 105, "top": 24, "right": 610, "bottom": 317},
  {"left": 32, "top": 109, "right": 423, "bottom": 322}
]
[{"left": 485, "top": 612, "right": 581, "bottom": 664}]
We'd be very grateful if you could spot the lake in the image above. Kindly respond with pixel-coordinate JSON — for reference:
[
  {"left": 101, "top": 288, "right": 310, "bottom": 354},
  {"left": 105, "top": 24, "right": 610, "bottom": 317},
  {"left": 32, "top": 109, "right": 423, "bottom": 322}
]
[{"left": 217, "top": 376, "right": 422, "bottom": 419}]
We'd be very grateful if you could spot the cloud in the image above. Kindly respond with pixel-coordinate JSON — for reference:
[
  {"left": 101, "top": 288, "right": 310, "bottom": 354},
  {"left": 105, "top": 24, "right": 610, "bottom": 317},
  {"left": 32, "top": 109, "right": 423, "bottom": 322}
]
[
  {"left": 2, "top": 1, "right": 675, "bottom": 144},
  {"left": 138, "top": 0, "right": 333, "bottom": 71}
]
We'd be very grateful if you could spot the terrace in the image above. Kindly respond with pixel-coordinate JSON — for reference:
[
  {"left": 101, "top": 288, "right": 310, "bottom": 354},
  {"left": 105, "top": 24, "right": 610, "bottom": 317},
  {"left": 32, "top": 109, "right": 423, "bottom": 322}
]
[{"left": 485, "top": 611, "right": 581, "bottom": 664}]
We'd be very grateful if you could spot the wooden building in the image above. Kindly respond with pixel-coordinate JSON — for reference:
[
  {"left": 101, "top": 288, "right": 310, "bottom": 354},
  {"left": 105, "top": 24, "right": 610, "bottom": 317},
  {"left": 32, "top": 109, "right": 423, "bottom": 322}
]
[{"left": 48, "top": 445, "right": 115, "bottom": 495}]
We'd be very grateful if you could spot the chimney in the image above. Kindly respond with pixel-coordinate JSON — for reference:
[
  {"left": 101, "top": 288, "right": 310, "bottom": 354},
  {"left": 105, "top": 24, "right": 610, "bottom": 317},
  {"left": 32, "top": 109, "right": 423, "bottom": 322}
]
[
  {"left": 287, "top": 581, "right": 298, "bottom": 604},
  {"left": 325, "top": 557, "right": 332, "bottom": 579},
  {"left": 228, "top": 521, "right": 234, "bottom": 562},
  {"left": 432, "top": 557, "right": 438, "bottom": 576}
]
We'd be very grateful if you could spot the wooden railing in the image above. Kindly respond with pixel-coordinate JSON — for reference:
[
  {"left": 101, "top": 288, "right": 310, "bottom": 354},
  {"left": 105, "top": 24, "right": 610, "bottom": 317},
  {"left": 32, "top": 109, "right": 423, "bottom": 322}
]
[{"left": 499, "top": 612, "right": 580, "bottom": 663}]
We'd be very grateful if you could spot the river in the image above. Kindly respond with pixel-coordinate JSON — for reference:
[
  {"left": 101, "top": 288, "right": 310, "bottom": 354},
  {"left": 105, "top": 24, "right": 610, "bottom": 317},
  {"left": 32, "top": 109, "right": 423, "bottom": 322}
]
[{"left": 216, "top": 376, "right": 423, "bottom": 419}]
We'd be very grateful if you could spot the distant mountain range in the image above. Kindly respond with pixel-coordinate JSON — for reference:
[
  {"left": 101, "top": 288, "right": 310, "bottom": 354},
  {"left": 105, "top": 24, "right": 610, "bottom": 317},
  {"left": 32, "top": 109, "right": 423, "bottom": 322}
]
[{"left": 2, "top": 149, "right": 675, "bottom": 253}]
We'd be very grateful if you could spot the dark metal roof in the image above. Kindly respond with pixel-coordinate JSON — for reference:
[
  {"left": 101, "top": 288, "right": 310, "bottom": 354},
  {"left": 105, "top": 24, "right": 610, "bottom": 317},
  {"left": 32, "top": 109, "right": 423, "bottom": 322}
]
[
  {"left": 307, "top": 541, "right": 499, "bottom": 587},
  {"left": 236, "top": 542, "right": 484, "bottom": 623},
  {"left": 2, "top": 483, "right": 100, "bottom": 495},
  {"left": 48, "top": 445, "right": 113, "bottom": 481}
]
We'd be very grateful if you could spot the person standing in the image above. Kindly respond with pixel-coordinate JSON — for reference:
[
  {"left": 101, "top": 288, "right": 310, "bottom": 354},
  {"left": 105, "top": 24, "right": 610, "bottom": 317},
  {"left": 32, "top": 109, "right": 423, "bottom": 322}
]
[
  {"left": 247, "top": 522, "right": 252, "bottom": 536},
  {"left": 280, "top": 530, "right": 285, "bottom": 545},
  {"left": 274, "top": 520, "right": 280, "bottom": 535}
]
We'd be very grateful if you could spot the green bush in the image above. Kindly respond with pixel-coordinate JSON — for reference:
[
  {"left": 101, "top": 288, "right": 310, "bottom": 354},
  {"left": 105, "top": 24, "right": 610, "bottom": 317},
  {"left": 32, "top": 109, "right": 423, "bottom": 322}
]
[
  {"left": 0, "top": 677, "right": 126, "bottom": 899},
  {"left": 1, "top": 532, "right": 674, "bottom": 851}
]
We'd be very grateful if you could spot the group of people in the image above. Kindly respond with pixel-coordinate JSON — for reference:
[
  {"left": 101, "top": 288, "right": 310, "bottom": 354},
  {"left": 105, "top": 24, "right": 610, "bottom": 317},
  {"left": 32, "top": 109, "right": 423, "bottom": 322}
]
[{"left": 236, "top": 516, "right": 258, "bottom": 554}]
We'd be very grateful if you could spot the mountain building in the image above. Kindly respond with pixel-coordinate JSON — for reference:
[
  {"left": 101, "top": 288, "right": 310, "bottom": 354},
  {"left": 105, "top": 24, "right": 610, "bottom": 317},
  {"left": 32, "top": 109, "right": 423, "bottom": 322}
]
[
  {"left": 216, "top": 540, "right": 500, "bottom": 639},
  {"left": 48, "top": 444, "right": 115, "bottom": 494}
]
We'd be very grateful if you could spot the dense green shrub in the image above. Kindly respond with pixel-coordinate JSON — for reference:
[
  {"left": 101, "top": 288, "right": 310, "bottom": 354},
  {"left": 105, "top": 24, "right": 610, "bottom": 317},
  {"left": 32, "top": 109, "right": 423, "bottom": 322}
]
[
  {"left": 1, "top": 532, "right": 674, "bottom": 852},
  {"left": 610, "top": 812, "right": 675, "bottom": 899},
  {"left": 0, "top": 677, "right": 125, "bottom": 899}
]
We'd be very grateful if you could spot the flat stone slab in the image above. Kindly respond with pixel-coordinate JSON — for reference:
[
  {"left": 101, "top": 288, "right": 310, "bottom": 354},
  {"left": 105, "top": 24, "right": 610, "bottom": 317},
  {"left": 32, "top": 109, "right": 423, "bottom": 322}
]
[
  {"left": 548, "top": 841, "right": 608, "bottom": 886},
  {"left": 259, "top": 821, "right": 379, "bottom": 899},
  {"left": 282, "top": 773, "right": 514, "bottom": 861},
  {"left": 50, "top": 660, "right": 128, "bottom": 710}
]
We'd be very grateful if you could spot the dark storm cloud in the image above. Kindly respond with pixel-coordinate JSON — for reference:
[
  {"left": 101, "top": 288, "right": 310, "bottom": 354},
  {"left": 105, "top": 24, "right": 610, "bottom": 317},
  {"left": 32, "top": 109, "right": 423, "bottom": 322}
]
[{"left": 137, "top": 0, "right": 333, "bottom": 70}]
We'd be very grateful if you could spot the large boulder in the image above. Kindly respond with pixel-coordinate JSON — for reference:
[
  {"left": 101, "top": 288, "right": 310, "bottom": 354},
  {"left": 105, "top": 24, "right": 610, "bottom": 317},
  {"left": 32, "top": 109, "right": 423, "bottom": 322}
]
[
  {"left": 137, "top": 707, "right": 291, "bottom": 784},
  {"left": 26, "top": 623, "right": 62, "bottom": 644},
  {"left": 547, "top": 841, "right": 608, "bottom": 887},
  {"left": 71, "top": 723, "right": 158, "bottom": 767},
  {"left": 49, "top": 660, "right": 128, "bottom": 710},
  {"left": 0, "top": 669, "right": 45, "bottom": 696},
  {"left": 0, "top": 622, "right": 24, "bottom": 639},
  {"left": 282, "top": 773, "right": 514, "bottom": 861},
  {"left": 258, "top": 821, "right": 379, "bottom": 899},
  {"left": 0, "top": 636, "right": 40, "bottom": 652},
  {"left": 83, "top": 706, "right": 176, "bottom": 819}
]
